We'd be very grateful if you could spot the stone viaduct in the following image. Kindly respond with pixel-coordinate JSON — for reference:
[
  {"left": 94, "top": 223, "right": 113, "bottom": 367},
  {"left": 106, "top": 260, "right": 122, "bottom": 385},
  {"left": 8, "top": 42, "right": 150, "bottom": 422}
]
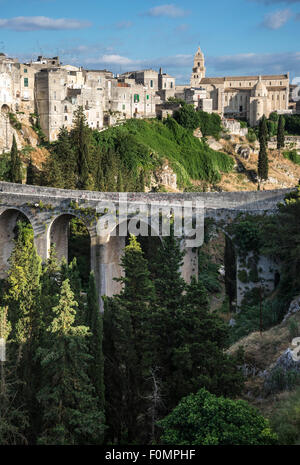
[{"left": 0, "top": 181, "right": 293, "bottom": 309}]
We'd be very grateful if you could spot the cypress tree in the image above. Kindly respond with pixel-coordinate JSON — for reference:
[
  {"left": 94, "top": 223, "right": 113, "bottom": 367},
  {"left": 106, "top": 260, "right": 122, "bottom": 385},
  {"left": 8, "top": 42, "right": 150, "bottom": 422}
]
[
  {"left": 258, "top": 116, "right": 269, "bottom": 182},
  {"left": 151, "top": 232, "right": 185, "bottom": 311},
  {"left": 96, "top": 162, "right": 105, "bottom": 192},
  {"left": 71, "top": 107, "right": 90, "bottom": 190},
  {"left": 258, "top": 115, "right": 268, "bottom": 146},
  {"left": 26, "top": 157, "right": 35, "bottom": 185},
  {"left": 86, "top": 273, "right": 105, "bottom": 413},
  {"left": 116, "top": 170, "right": 124, "bottom": 192},
  {"left": 277, "top": 115, "right": 285, "bottom": 150},
  {"left": 258, "top": 139, "right": 269, "bottom": 181},
  {"left": 103, "top": 235, "right": 155, "bottom": 443},
  {"left": 37, "top": 279, "right": 105, "bottom": 445},
  {"left": 9, "top": 135, "right": 22, "bottom": 184}
]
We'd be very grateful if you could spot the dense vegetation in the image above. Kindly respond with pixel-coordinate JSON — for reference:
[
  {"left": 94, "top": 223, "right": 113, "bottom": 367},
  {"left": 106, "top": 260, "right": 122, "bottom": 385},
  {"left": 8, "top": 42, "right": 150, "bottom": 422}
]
[
  {"left": 226, "top": 186, "right": 300, "bottom": 342},
  {"left": 1, "top": 219, "right": 281, "bottom": 445},
  {"left": 0, "top": 107, "right": 234, "bottom": 191}
]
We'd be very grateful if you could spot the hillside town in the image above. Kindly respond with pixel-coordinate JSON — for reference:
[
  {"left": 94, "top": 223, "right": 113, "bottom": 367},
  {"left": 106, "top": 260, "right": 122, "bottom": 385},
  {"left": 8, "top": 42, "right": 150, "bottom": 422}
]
[{"left": 0, "top": 47, "right": 298, "bottom": 151}]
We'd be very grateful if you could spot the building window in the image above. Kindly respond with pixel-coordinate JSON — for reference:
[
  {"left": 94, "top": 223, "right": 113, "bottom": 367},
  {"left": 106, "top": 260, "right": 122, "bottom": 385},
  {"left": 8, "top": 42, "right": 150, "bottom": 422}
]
[
  {"left": 171, "top": 82, "right": 173, "bottom": 88},
  {"left": 54, "top": 91, "right": 56, "bottom": 99},
  {"left": 283, "top": 95, "right": 285, "bottom": 100},
  {"left": 24, "top": 78, "right": 29, "bottom": 87},
  {"left": 239, "top": 82, "right": 241, "bottom": 86},
  {"left": 24, "top": 69, "right": 28, "bottom": 73},
  {"left": 280, "top": 81, "right": 282, "bottom": 85},
  {"left": 146, "top": 95, "right": 149, "bottom": 100},
  {"left": 134, "top": 94, "right": 139, "bottom": 103},
  {"left": 65, "top": 116, "right": 68, "bottom": 121},
  {"left": 150, "top": 80, "right": 153, "bottom": 88},
  {"left": 54, "top": 105, "right": 57, "bottom": 111},
  {"left": 64, "top": 105, "right": 67, "bottom": 112},
  {"left": 122, "top": 104, "right": 125, "bottom": 110},
  {"left": 164, "top": 83, "right": 166, "bottom": 88}
]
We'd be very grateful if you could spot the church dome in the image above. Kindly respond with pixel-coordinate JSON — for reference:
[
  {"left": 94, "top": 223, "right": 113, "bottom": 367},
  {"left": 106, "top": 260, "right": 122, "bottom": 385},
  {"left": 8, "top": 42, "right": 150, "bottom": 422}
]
[{"left": 252, "top": 76, "right": 268, "bottom": 97}]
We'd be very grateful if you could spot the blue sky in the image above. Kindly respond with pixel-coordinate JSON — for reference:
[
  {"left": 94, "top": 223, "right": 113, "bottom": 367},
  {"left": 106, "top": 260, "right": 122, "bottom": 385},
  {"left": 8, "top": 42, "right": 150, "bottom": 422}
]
[{"left": 0, "top": 0, "right": 300, "bottom": 83}]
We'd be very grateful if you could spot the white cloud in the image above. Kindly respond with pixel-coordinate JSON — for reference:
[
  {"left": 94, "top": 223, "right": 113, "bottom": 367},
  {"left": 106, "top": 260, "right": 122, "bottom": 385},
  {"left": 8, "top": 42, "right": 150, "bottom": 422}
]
[
  {"left": 0, "top": 16, "right": 91, "bottom": 31},
  {"left": 261, "top": 8, "right": 292, "bottom": 29},
  {"left": 144, "top": 4, "right": 188, "bottom": 18},
  {"left": 84, "top": 54, "right": 136, "bottom": 66},
  {"left": 115, "top": 21, "right": 133, "bottom": 29}
]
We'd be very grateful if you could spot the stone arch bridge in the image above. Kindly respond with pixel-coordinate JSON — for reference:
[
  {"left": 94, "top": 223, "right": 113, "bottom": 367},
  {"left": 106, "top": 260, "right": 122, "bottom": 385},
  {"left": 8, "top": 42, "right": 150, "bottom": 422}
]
[{"left": 0, "top": 182, "right": 292, "bottom": 309}]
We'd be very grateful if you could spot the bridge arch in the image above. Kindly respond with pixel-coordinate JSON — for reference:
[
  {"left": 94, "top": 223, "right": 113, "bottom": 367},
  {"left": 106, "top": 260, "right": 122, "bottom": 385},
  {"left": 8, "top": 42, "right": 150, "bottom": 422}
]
[
  {"left": 0, "top": 207, "right": 35, "bottom": 278},
  {"left": 47, "top": 213, "right": 97, "bottom": 289},
  {"left": 98, "top": 217, "right": 163, "bottom": 300}
]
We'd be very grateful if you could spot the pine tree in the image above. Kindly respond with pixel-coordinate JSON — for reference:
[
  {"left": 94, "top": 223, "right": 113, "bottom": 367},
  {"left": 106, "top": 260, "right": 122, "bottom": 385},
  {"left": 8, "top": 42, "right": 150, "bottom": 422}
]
[
  {"left": 277, "top": 115, "right": 285, "bottom": 151},
  {"left": 5, "top": 222, "right": 42, "bottom": 343},
  {"left": 37, "top": 279, "right": 105, "bottom": 445},
  {"left": 0, "top": 306, "right": 28, "bottom": 444},
  {"left": 4, "top": 222, "right": 42, "bottom": 442},
  {"left": 9, "top": 135, "right": 22, "bottom": 184}
]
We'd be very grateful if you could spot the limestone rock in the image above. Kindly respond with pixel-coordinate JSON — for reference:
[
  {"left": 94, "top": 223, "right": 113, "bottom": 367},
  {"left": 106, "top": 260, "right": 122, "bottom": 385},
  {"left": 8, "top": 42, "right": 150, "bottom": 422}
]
[
  {"left": 149, "top": 160, "right": 177, "bottom": 191},
  {"left": 283, "top": 295, "right": 300, "bottom": 323}
]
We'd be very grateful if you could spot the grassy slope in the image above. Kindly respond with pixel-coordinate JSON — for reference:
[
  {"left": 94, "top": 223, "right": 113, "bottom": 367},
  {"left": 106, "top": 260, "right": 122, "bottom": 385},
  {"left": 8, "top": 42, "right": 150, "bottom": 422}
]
[{"left": 95, "top": 118, "right": 234, "bottom": 188}]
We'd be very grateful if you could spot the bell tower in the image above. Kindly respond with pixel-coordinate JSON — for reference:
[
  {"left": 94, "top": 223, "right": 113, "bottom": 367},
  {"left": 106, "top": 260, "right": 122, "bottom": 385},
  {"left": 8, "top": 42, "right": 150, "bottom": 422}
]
[{"left": 190, "top": 46, "right": 206, "bottom": 87}]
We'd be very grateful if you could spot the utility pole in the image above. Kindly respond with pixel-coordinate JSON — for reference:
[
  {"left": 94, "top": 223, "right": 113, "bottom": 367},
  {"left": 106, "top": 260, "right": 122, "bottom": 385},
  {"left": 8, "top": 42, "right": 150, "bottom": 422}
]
[{"left": 259, "top": 285, "right": 262, "bottom": 335}]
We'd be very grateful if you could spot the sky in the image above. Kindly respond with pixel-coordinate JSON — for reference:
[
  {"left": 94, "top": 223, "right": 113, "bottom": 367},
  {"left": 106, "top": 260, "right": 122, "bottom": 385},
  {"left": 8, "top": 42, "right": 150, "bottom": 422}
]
[{"left": 0, "top": 0, "right": 300, "bottom": 83}]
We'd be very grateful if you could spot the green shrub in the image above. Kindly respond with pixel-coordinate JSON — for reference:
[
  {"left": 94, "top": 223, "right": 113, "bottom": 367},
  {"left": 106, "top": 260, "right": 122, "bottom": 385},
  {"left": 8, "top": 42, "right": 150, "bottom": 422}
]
[
  {"left": 264, "top": 367, "right": 300, "bottom": 395},
  {"left": 288, "top": 318, "right": 299, "bottom": 340},
  {"left": 229, "top": 299, "right": 283, "bottom": 344},
  {"left": 283, "top": 150, "right": 300, "bottom": 166},
  {"left": 158, "top": 388, "right": 278, "bottom": 445},
  {"left": 238, "top": 269, "right": 248, "bottom": 283},
  {"left": 270, "top": 387, "right": 300, "bottom": 444}
]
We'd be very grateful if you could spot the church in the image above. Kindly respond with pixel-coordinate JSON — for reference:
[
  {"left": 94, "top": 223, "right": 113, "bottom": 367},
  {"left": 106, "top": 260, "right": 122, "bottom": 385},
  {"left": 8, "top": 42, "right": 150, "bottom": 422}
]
[{"left": 189, "top": 47, "right": 290, "bottom": 126}]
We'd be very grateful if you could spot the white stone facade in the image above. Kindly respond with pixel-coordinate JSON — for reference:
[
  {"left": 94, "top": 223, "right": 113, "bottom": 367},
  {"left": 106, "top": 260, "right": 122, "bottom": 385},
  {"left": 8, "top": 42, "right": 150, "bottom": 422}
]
[{"left": 189, "top": 47, "right": 290, "bottom": 126}]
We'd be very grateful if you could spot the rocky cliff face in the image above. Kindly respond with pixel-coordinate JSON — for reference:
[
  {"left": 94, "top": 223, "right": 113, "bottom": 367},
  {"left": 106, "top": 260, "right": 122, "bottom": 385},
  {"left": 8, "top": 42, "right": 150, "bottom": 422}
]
[{"left": 148, "top": 160, "right": 178, "bottom": 192}]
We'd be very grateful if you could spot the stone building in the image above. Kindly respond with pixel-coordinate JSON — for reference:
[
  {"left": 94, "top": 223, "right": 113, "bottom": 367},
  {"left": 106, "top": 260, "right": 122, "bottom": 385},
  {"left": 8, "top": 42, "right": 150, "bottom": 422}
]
[
  {"left": 188, "top": 47, "right": 290, "bottom": 126},
  {"left": 35, "top": 65, "right": 106, "bottom": 141},
  {"left": 0, "top": 54, "right": 37, "bottom": 150}
]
